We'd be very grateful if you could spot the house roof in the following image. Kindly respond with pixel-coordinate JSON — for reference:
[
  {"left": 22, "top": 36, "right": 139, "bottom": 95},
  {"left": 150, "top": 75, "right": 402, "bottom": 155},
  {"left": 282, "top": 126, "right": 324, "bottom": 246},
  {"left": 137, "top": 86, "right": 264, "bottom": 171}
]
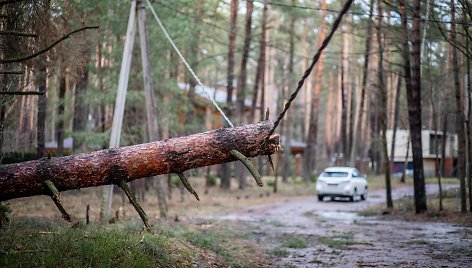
[
  {"left": 45, "top": 137, "right": 73, "bottom": 149},
  {"left": 178, "top": 82, "right": 254, "bottom": 107},
  {"left": 280, "top": 136, "right": 307, "bottom": 149}
]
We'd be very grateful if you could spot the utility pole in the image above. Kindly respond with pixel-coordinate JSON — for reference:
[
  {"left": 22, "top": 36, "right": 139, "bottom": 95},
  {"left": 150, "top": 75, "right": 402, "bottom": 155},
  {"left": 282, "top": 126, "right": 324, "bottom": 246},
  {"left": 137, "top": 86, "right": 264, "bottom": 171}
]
[
  {"left": 100, "top": 0, "right": 137, "bottom": 223},
  {"left": 137, "top": 2, "right": 167, "bottom": 218}
]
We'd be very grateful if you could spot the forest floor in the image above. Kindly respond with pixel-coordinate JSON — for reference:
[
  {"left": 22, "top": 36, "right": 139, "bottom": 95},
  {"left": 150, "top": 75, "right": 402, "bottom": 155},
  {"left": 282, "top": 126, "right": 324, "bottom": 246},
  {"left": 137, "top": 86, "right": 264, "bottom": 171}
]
[{"left": 2, "top": 176, "right": 472, "bottom": 267}]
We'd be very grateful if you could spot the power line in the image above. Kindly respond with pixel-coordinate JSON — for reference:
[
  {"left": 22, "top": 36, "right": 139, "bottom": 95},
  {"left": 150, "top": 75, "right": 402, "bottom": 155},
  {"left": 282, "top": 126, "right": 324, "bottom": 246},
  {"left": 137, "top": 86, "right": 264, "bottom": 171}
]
[
  {"left": 154, "top": 0, "right": 377, "bottom": 58},
  {"left": 146, "top": 0, "right": 234, "bottom": 127},
  {"left": 250, "top": 0, "right": 472, "bottom": 26}
]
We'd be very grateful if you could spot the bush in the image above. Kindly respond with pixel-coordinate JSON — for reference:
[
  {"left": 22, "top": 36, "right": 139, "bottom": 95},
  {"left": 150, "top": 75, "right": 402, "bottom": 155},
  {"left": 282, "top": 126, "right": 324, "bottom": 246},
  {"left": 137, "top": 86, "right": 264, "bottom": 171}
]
[
  {"left": 0, "top": 203, "right": 11, "bottom": 229},
  {"left": 1, "top": 152, "right": 37, "bottom": 164},
  {"left": 206, "top": 174, "right": 218, "bottom": 187},
  {"left": 171, "top": 174, "right": 181, "bottom": 187}
]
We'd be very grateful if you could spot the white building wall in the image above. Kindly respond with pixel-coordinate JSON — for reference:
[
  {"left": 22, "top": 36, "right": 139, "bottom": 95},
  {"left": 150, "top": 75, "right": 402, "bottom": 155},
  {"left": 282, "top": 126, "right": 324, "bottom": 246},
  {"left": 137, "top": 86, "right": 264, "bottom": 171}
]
[{"left": 386, "top": 129, "right": 457, "bottom": 162}]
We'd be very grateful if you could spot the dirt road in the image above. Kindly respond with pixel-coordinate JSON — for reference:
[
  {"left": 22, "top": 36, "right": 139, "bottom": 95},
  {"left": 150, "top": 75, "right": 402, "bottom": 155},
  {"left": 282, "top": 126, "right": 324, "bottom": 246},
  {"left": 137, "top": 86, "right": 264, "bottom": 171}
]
[{"left": 201, "top": 184, "right": 472, "bottom": 267}]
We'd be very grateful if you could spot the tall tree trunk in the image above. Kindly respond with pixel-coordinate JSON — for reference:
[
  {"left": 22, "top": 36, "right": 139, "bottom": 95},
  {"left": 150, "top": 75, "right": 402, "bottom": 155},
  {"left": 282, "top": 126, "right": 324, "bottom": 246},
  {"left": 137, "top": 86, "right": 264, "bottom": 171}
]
[
  {"left": 465, "top": 33, "right": 472, "bottom": 212},
  {"left": 221, "top": 0, "right": 239, "bottom": 190},
  {"left": 36, "top": 63, "right": 47, "bottom": 159},
  {"left": 400, "top": 134, "right": 410, "bottom": 183},
  {"left": 400, "top": 0, "right": 427, "bottom": 213},
  {"left": 0, "top": 74, "right": 7, "bottom": 159},
  {"left": 97, "top": 40, "right": 106, "bottom": 134},
  {"left": 57, "top": 74, "right": 66, "bottom": 155},
  {"left": 250, "top": 1, "right": 267, "bottom": 123},
  {"left": 73, "top": 59, "right": 89, "bottom": 152},
  {"left": 431, "top": 85, "right": 443, "bottom": 211},
  {"left": 341, "top": 50, "right": 348, "bottom": 164},
  {"left": 236, "top": 0, "right": 253, "bottom": 190},
  {"left": 137, "top": 3, "right": 167, "bottom": 217},
  {"left": 390, "top": 74, "right": 402, "bottom": 163},
  {"left": 282, "top": 10, "right": 296, "bottom": 183},
  {"left": 450, "top": 0, "right": 467, "bottom": 213},
  {"left": 376, "top": 0, "right": 392, "bottom": 208},
  {"left": 340, "top": 14, "right": 350, "bottom": 164},
  {"left": 303, "top": 0, "right": 327, "bottom": 182},
  {"left": 185, "top": 0, "right": 203, "bottom": 132},
  {"left": 350, "top": 0, "right": 374, "bottom": 166}
]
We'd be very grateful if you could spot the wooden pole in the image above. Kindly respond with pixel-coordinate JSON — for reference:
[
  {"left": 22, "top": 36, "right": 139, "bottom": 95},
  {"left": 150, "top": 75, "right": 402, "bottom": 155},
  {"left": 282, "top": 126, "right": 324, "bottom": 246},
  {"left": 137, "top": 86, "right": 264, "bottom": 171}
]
[
  {"left": 137, "top": 2, "right": 168, "bottom": 218},
  {"left": 101, "top": 0, "right": 137, "bottom": 223},
  {"left": 0, "top": 121, "right": 279, "bottom": 201}
]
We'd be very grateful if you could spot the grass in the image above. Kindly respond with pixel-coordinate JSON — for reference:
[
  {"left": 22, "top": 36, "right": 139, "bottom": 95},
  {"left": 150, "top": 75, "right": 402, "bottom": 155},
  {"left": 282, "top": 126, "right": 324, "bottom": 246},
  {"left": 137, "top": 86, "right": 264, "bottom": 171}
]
[
  {"left": 315, "top": 233, "right": 356, "bottom": 249},
  {"left": 267, "top": 248, "right": 290, "bottom": 258},
  {"left": 0, "top": 217, "right": 265, "bottom": 268},
  {"left": 269, "top": 221, "right": 285, "bottom": 227},
  {"left": 282, "top": 235, "right": 308, "bottom": 249},
  {"left": 411, "top": 240, "right": 430, "bottom": 245},
  {"left": 302, "top": 211, "right": 316, "bottom": 217},
  {"left": 182, "top": 229, "right": 244, "bottom": 267},
  {"left": 0, "top": 218, "right": 194, "bottom": 268}
]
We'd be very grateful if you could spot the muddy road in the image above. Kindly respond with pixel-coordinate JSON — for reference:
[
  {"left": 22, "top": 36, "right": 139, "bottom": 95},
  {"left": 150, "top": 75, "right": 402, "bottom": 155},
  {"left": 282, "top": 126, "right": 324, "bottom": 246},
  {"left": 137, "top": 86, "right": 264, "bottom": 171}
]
[{"left": 200, "top": 184, "right": 472, "bottom": 267}]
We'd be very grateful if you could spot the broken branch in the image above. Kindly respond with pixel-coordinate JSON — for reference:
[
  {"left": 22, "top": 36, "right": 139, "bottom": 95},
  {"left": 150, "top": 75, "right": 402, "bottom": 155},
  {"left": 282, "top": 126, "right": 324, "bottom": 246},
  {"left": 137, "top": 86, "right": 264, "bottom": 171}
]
[
  {"left": 177, "top": 173, "right": 199, "bottom": 201},
  {"left": 118, "top": 180, "right": 151, "bottom": 230},
  {"left": 230, "top": 149, "right": 263, "bottom": 187},
  {"left": 0, "top": 121, "right": 279, "bottom": 201},
  {"left": 44, "top": 180, "right": 72, "bottom": 222}
]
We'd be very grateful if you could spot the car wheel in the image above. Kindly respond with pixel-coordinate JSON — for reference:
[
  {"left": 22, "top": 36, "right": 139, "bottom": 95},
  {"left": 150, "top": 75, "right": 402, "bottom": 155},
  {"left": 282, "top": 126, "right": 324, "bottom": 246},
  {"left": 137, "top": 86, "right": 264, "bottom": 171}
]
[
  {"left": 350, "top": 189, "right": 358, "bottom": 202},
  {"left": 317, "top": 195, "right": 324, "bottom": 202},
  {"left": 361, "top": 188, "right": 368, "bottom": 201}
]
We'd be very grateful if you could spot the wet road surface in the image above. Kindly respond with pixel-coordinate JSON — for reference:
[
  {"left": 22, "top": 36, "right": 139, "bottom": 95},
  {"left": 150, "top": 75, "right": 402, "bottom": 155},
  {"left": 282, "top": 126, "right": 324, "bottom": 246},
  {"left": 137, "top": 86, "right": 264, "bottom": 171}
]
[{"left": 200, "top": 184, "right": 472, "bottom": 267}]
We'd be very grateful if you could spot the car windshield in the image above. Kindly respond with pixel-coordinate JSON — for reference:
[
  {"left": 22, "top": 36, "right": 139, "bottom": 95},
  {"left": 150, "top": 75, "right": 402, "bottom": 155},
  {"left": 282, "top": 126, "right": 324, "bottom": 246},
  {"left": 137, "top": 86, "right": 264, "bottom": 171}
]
[{"left": 321, "top": 171, "right": 349, "bottom": 178}]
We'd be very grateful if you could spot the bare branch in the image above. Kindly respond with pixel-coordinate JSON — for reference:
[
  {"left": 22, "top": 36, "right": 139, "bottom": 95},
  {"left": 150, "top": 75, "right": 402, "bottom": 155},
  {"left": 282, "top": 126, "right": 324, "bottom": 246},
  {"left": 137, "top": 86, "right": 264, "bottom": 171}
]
[
  {"left": 0, "top": 91, "right": 44, "bottom": 95},
  {"left": 0, "top": 70, "right": 22, "bottom": 75},
  {"left": 0, "top": 30, "right": 37, "bottom": 37},
  {"left": 432, "top": 12, "right": 472, "bottom": 59},
  {"left": 0, "top": 0, "right": 23, "bottom": 6},
  {"left": 0, "top": 26, "right": 99, "bottom": 64}
]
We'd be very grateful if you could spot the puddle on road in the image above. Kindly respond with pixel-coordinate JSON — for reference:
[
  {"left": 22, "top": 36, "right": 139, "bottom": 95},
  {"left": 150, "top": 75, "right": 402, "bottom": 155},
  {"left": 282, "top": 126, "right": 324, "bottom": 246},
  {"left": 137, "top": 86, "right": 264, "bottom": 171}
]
[{"left": 316, "top": 211, "right": 371, "bottom": 223}]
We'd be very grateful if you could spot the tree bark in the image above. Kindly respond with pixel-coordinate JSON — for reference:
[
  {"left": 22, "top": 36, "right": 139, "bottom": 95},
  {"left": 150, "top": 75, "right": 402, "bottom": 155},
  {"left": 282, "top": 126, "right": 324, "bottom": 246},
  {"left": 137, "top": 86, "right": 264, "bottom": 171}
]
[
  {"left": 431, "top": 85, "right": 443, "bottom": 211},
  {"left": 0, "top": 121, "right": 279, "bottom": 201},
  {"left": 73, "top": 60, "right": 89, "bottom": 152},
  {"left": 303, "top": 0, "right": 327, "bottom": 182},
  {"left": 376, "top": 0, "right": 393, "bottom": 208},
  {"left": 57, "top": 75, "right": 66, "bottom": 155},
  {"left": 467, "top": 37, "right": 472, "bottom": 212},
  {"left": 282, "top": 9, "right": 296, "bottom": 183},
  {"left": 250, "top": 1, "right": 267, "bottom": 123},
  {"left": 400, "top": 0, "right": 427, "bottom": 213},
  {"left": 221, "top": 0, "right": 239, "bottom": 190},
  {"left": 450, "top": 0, "right": 467, "bottom": 213},
  {"left": 390, "top": 74, "right": 402, "bottom": 163},
  {"left": 236, "top": 0, "right": 253, "bottom": 190},
  {"left": 400, "top": 134, "right": 410, "bottom": 183},
  {"left": 137, "top": 2, "right": 167, "bottom": 217},
  {"left": 36, "top": 63, "right": 47, "bottom": 159}
]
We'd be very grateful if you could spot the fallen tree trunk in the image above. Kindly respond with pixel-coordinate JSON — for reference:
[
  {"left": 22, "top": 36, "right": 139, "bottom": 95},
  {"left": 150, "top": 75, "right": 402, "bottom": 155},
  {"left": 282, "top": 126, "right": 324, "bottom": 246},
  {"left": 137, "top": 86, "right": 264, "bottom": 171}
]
[{"left": 0, "top": 121, "right": 279, "bottom": 201}]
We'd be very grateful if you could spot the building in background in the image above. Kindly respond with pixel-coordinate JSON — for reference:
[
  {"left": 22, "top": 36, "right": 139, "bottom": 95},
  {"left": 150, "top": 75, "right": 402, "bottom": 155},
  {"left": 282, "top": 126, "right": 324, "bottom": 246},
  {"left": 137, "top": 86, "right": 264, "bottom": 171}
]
[{"left": 386, "top": 129, "right": 457, "bottom": 177}]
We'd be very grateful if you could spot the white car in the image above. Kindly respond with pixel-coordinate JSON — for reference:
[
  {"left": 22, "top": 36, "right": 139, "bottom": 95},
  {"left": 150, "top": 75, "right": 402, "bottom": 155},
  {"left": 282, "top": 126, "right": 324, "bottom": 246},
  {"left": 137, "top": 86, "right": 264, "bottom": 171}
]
[{"left": 316, "top": 167, "right": 368, "bottom": 202}]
